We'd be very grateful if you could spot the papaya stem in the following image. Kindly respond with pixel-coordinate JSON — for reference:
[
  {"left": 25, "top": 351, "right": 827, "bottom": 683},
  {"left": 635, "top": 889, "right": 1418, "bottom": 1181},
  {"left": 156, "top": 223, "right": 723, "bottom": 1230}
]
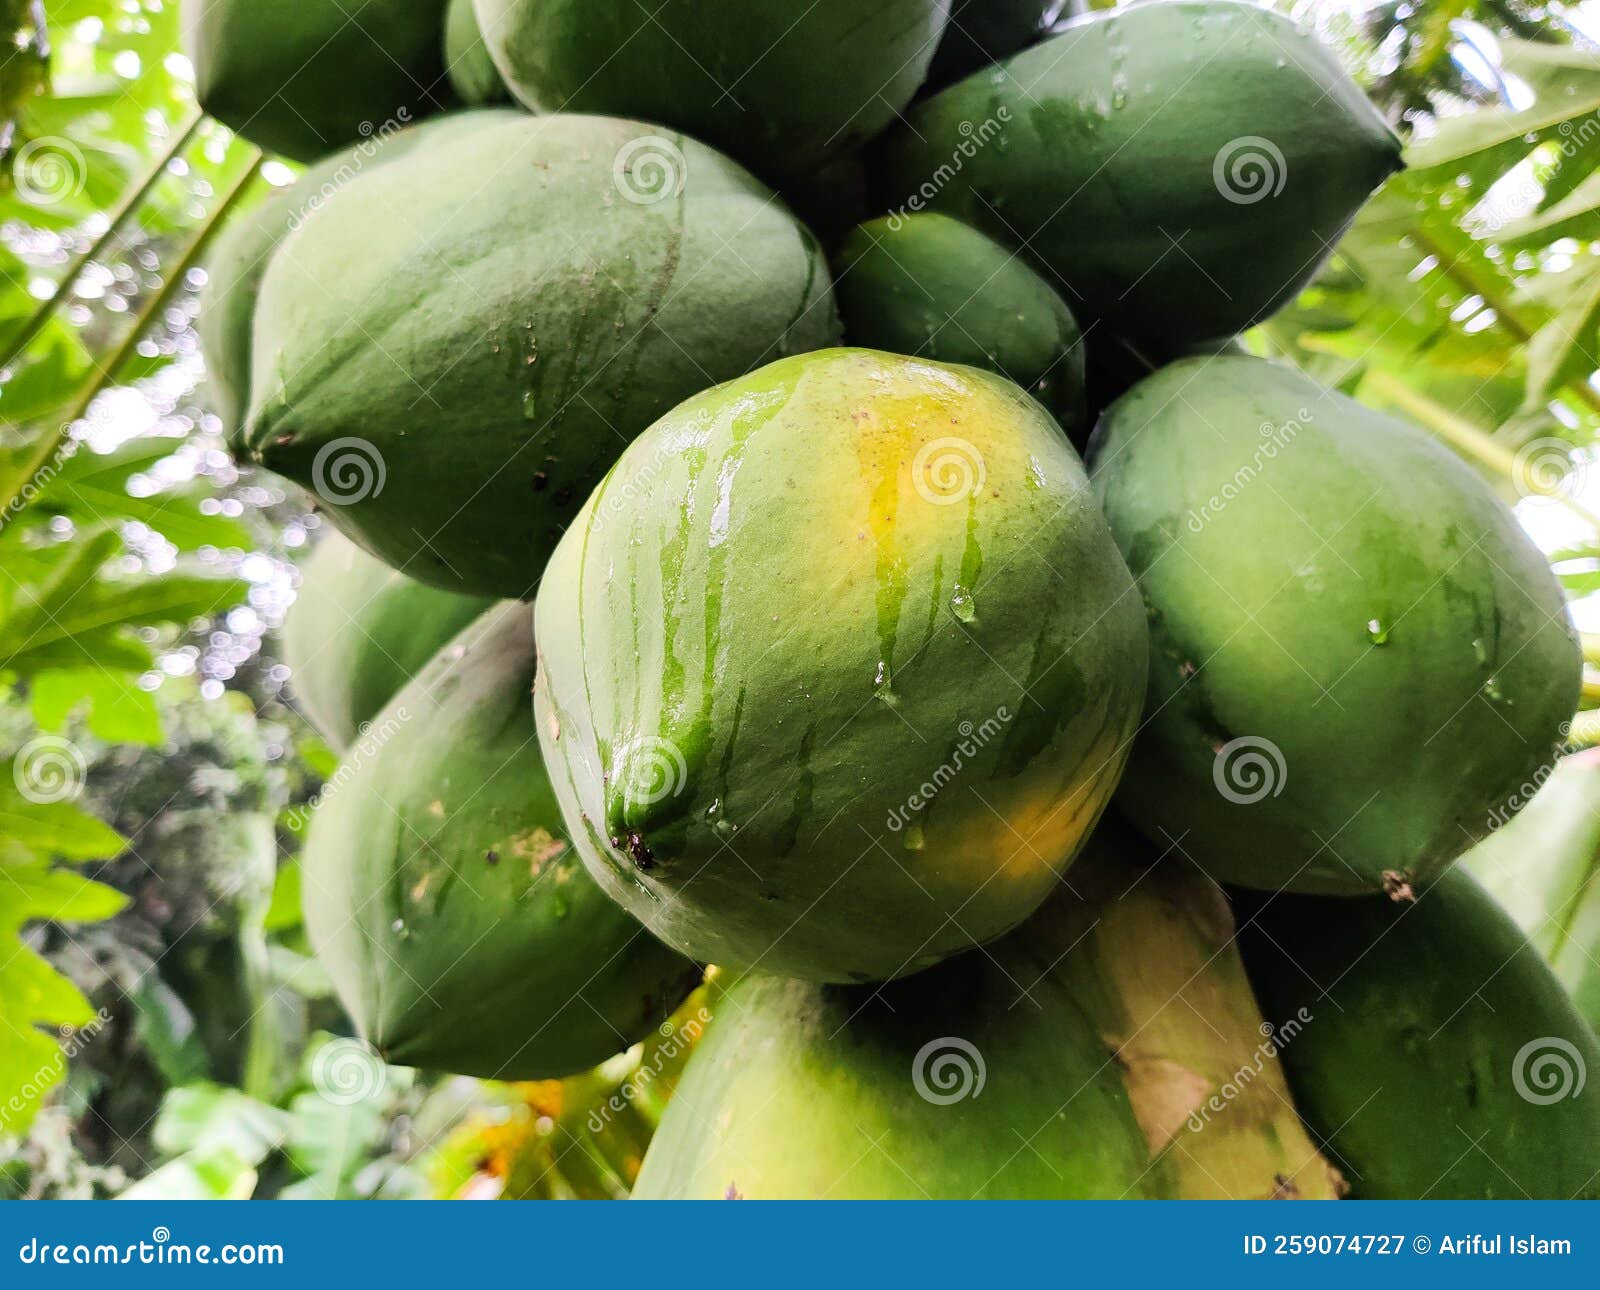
[
  {"left": 0, "top": 108, "right": 205, "bottom": 374},
  {"left": 0, "top": 156, "right": 264, "bottom": 524},
  {"left": 1360, "top": 368, "right": 1600, "bottom": 533},
  {"left": 1569, "top": 709, "right": 1600, "bottom": 748}
]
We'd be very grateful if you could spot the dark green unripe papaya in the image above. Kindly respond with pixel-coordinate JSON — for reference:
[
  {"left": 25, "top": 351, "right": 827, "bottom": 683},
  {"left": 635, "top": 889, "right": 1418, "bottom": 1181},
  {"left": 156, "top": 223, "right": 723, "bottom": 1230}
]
[
  {"left": 472, "top": 0, "right": 950, "bottom": 182},
  {"left": 1464, "top": 748, "right": 1600, "bottom": 1029},
  {"left": 198, "top": 112, "right": 509, "bottom": 443},
  {"left": 924, "top": 0, "right": 1063, "bottom": 91},
  {"left": 1238, "top": 869, "right": 1600, "bottom": 1199},
  {"left": 282, "top": 529, "right": 494, "bottom": 753},
  {"left": 182, "top": 0, "right": 454, "bottom": 163},
  {"left": 634, "top": 827, "right": 1339, "bottom": 1199},
  {"left": 1091, "top": 355, "right": 1580, "bottom": 896},
  {"left": 302, "top": 602, "right": 701, "bottom": 1079},
  {"left": 241, "top": 112, "right": 840, "bottom": 599},
  {"left": 444, "top": 0, "right": 510, "bottom": 105},
  {"left": 834, "top": 214, "right": 1085, "bottom": 435},
  {"left": 535, "top": 348, "right": 1147, "bottom": 983},
  {"left": 880, "top": 1, "right": 1402, "bottom": 346}
]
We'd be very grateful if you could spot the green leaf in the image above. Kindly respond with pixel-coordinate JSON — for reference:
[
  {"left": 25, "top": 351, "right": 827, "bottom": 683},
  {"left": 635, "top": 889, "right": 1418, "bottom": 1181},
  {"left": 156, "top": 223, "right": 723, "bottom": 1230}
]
[
  {"left": 30, "top": 668, "right": 163, "bottom": 745},
  {"left": 1523, "top": 259, "right": 1600, "bottom": 410}
]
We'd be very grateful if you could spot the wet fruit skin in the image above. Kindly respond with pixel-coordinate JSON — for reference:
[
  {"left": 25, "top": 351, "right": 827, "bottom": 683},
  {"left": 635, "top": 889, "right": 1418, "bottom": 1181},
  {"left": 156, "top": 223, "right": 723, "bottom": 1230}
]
[
  {"left": 1090, "top": 355, "right": 1581, "bottom": 896},
  {"left": 922, "top": 0, "right": 1064, "bottom": 92},
  {"left": 182, "top": 0, "right": 454, "bottom": 163},
  {"left": 302, "top": 602, "right": 701, "bottom": 1080},
  {"left": 240, "top": 111, "right": 839, "bottom": 600},
  {"left": 198, "top": 111, "right": 513, "bottom": 443},
  {"left": 472, "top": 0, "right": 951, "bottom": 183},
  {"left": 1238, "top": 868, "right": 1600, "bottom": 1199},
  {"left": 878, "top": 0, "right": 1403, "bottom": 347},
  {"left": 633, "top": 823, "right": 1340, "bottom": 1199},
  {"left": 534, "top": 347, "right": 1148, "bottom": 984},
  {"left": 833, "top": 214, "right": 1086, "bottom": 436},
  {"left": 281, "top": 529, "right": 494, "bottom": 753}
]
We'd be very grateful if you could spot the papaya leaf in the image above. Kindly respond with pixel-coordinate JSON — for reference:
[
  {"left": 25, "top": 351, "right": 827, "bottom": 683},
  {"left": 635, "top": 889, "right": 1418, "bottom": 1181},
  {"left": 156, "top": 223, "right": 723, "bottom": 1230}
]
[
  {"left": 0, "top": 787, "right": 125, "bottom": 1137},
  {"left": 1522, "top": 259, "right": 1600, "bottom": 410},
  {"left": 29, "top": 667, "right": 162, "bottom": 746}
]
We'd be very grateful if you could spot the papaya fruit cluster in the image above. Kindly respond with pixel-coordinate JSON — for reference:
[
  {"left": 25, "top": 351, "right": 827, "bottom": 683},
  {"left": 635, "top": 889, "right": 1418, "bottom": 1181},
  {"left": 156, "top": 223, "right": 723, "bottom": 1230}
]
[{"left": 198, "top": 0, "right": 1597, "bottom": 1198}]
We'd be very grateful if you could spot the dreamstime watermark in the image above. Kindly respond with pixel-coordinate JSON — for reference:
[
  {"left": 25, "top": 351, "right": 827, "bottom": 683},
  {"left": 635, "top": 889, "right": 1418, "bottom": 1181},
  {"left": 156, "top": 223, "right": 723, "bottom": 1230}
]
[
  {"left": 1185, "top": 408, "right": 1310, "bottom": 533},
  {"left": 885, "top": 108, "right": 1012, "bottom": 230},
  {"left": 18, "top": 1229, "right": 284, "bottom": 1267},
  {"left": 1511, "top": 438, "right": 1589, "bottom": 503},
  {"left": 1186, "top": 1008, "right": 1313, "bottom": 1134},
  {"left": 1213, "top": 135, "right": 1287, "bottom": 205},
  {"left": 310, "top": 437, "right": 387, "bottom": 506},
  {"left": 310, "top": 1037, "right": 387, "bottom": 1106},
  {"left": 286, "top": 107, "right": 414, "bottom": 232},
  {"left": 1512, "top": 1036, "right": 1587, "bottom": 1105},
  {"left": 0, "top": 435, "right": 77, "bottom": 534},
  {"left": 912, "top": 1036, "right": 985, "bottom": 1105},
  {"left": 1472, "top": 111, "right": 1600, "bottom": 234},
  {"left": 612, "top": 135, "right": 687, "bottom": 205},
  {"left": 12, "top": 734, "right": 87, "bottom": 804},
  {"left": 886, "top": 707, "right": 1012, "bottom": 835},
  {"left": 591, "top": 436, "right": 678, "bottom": 532},
  {"left": 1483, "top": 743, "right": 1568, "bottom": 832},
  {"left": 1212, "top": 735, "right": 1287, "bottom": 805},
  {"left": 585, "top": 1007, "right": 712, "bottom": 1133},
  {"left": 11, "top": 136, "right": 86, "bottom": 206},
  {"left": 912, "top": 437, "right": 986, "bottom": 506},
  {"left": 283, "top": 709, "right": 410, "bottom": 830},
  {"left": 613, "top": 735, "right": 689, "bottom": 815},
  {"left": 1, "top": 1007, "right": 111, "bottom": 1131}
]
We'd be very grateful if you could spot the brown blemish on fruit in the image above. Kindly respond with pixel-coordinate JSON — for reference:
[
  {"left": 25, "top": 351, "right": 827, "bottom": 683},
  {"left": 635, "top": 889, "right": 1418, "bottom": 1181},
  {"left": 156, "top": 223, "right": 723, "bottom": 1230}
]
[{"left": 1382, "top": 870, "right": 1415, "bottom": 902}]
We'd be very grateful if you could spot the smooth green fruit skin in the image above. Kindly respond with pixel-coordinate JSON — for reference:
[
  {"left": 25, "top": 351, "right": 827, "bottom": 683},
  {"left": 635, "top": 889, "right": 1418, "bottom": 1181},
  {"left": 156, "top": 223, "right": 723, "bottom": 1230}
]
[
  {"left": 1239, "top": 869, "right": 1600, "bottom": 1199},
  {"left": 634, "top": 826, "right": 1336, "bottom": 1199},
  {"left": 879, "top": 1, "right": 1402, "bottom": 347},
  {"left": 924, "top": 0, "right": 1062, "bottom": 90},
  {"left": 282, "top": 529, "right": 494, "bottom": 753},
  {"left": 444, "top": 0, "right": 510, "bottom": 105},
  {"left": 1464, "top": 748, "right": 1600, "bottom": 1028},
  {"left": 473, "top": 0, "right": 950, "bottom": 181},
  {"left": 198, "top": 112, "right": 511, "bottom": 444},
  {"left": 243, "top": 111, "right": 839, "bottom": 600},
  {"left": 535, "top": 348, "right": 1147, "bottom": 983},
  {"left": 1091, "top": 356, "right": 1580, "bottom": 895},
  {"left": 183, "top": 0, "right": 453, "bottom": 163},
  {"left": 302, "top": 602, "right": 701, "bottom": 1080},
  {"left": 834, "top": 214, "right": 1085, "bottom": 436}
]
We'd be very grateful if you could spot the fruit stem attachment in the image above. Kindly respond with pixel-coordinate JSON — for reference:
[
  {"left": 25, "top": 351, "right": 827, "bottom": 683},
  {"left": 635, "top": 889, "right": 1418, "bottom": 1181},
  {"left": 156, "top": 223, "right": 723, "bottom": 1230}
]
[
  {"left": 0, "top": 153, "right": 264, "bottom": 525},
  {"left": 0, "top": 108, "right": 205, "bottom": 375},
  {"left": 1584, "top": 634, "right": 1600, "bottom": 670}
]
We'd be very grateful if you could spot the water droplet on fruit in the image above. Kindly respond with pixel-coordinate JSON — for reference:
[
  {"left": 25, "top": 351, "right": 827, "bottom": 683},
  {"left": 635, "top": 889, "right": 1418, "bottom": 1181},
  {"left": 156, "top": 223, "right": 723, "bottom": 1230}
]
[
  {"left": 522, "top": 391, "right": 538, "bottom": 420},
  {"left": 1366, "top": 617, "right": 1390, "bottom": 645},
  {"left": 950, "top": 584, "right": 976, "bottom": 623},
  {"left": 903, "top": 824, "right": 926, "bottom": 852}
]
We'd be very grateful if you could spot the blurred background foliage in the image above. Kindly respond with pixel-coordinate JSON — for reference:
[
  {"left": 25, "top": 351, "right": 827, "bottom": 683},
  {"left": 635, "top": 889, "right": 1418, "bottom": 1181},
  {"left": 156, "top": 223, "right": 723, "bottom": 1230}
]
[{"left": 0, "top": 0, "right": 1598, "bottom": 1198}]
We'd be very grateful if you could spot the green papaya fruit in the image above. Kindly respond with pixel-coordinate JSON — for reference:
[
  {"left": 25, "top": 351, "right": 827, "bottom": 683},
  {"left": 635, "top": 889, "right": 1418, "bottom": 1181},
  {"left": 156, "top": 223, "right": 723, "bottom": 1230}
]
[
  {"left": 879, "top": 1, "right": 1402, "bottom": 346},
  {"left": 1090, "top": 355, "right": 1580, "bottom": 895},
  {"left": 241, "top": 111, "right": 839, "bottom": 599},
  {"left": 198, "top": 112, "right": 509, "bottom": 442},
  {"left": 634, "top": 826, "right": 1340, "bottom": 1199},
  {"left": 444, "top": 0, "right": 510, "bottom": 105},
  {"left": 302, "top": 601, "right": 702, "bottom": 1079},
  {"left": 534, "top": 348, "right": 1148, "bottom": 983},
  {"left": 1464, "top": 748, "right": 1600, "bottom": 1028},
  {"left": 924, "top": 0, "right": 1062, "bottom": 91},
  {"left": 281, "top": 529, "right": 494, "bottom": 753},
  {"left": 472, "top": 0, "right": 950, "bottom": 181},
  {"left": 182, "top": 0, "right": 454, "bottom": 163},
  {"left": 1238, "top": 868, "right": 1600, "bottom": 1199},
  {"left": 834, "top": 214, "right": 1085, "bottom": 435}
]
